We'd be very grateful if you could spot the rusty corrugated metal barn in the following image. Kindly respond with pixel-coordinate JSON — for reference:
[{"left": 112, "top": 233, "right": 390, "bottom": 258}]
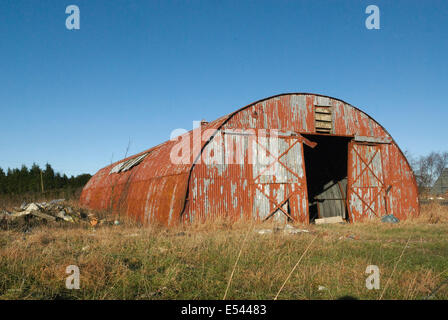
[{"left": 80, "top": 93, "right": 419, "bottom": 225}]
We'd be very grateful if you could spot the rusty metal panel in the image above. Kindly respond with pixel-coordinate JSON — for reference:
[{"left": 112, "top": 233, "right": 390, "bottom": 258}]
[
  {"left": 187, "top": 130, "right": 256, "bottom": 222},
  {"left": 333, "top": 102, "right": 387, "bottom": 138},
  {"left": 347, "top": 142, "right": 387, "bottom": 221},
  {"left": 251, "top": 136, "right": 308, "bottom": 223},
  {"left": 383, "top": 143, "right": 419, "bottom": 220},
  {"left": 187, "top": 131, "right": 309, "bottom": 223},
  {"left": 354, "top": 135, "right": 392, "bottom": 144},
  {"left": 223, "top": 95, "right": 315, "bottom": 133},
  {"left": 186, "top": 177, "right": 252, "bottom": 222},
  {"left": 80, "top": 140, "right": 191, "bottom": 225}
]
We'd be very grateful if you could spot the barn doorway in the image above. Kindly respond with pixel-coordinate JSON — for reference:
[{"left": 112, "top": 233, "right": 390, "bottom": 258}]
[{"left": 302, "top": 134, "right": 352, "bottom": 223}]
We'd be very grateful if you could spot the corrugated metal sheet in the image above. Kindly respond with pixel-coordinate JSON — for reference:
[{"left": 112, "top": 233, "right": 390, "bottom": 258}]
[
  {"left": 188, "top": 132, "right": 309, "bottom": 223},
  {"left": 79, "top": 93, "right": 419, "bottom": 225},
  {"left": 347, "top": 142, "right": 387, "bottom": 221},
  {"left": 315, "top": 179, "right": 347, "bottom": 219}
]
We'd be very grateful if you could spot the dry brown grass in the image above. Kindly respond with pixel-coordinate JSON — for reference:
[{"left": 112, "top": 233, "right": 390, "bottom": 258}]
[
  {"left": 0, "top": 202, "right": 447, "bottom": 300},
  {"left": 410, "top": 202, "right": 448, "bottom": 224}
]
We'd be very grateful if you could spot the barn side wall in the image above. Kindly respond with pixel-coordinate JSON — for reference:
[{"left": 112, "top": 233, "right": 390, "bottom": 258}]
[
  {"left": 80, "top": 141, "right": 191, "bottom": 225},
  {"left": 79, "top": 119, "right": 227, "bottom": 226}
]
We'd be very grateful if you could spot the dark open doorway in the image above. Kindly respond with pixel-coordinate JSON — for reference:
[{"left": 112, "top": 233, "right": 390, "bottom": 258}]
[{"left": 302, "top": 134, "right": 352, "bottom": 223}]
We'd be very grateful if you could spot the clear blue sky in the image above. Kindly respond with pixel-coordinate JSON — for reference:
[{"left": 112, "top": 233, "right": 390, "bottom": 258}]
[{"left": 0, "top": 0, "right": 447, "bottom": 176}]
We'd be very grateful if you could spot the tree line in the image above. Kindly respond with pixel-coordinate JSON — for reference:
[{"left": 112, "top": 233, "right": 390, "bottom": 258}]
[
  {"left": 0, "top": 163, "right": 91, "bottom": 195},
  {"left": 0, "top": 151, "right": 445, "bottom": 196},
  {"left": 406, "top": 151, "right": 448, "bottom": 193}
]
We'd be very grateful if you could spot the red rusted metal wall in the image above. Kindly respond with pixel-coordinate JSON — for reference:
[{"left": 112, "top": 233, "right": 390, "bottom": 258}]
[
  {"left": 80, "top": 93, "right": 419, "bottom": 225},
  {"left": 79, "top": 120, "right": 227, "bottom": 225}
]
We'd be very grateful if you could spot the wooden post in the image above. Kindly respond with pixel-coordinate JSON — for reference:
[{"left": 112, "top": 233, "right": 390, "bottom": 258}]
[{"left": 40, "top": 170, "right": 44, "bottom": 193}]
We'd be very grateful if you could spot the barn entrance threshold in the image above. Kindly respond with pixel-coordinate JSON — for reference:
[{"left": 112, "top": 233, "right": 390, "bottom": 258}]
[{"left": 302, "top": 134, "right": 352, "bottom": 223}]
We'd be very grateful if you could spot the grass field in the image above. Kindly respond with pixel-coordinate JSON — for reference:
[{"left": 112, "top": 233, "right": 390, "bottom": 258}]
[{"left": 0, "top": 202, "right": 447, "bottom": 300}]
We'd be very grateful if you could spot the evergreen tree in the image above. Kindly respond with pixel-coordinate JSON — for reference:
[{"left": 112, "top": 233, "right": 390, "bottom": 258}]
[
  {"left": 6, "top": 168, "right": 13, "bottom": 193},
  {"left": 29, "top": 163, "right": 41, "bottom": 193},
  {"left": 19, "top": 165, "right": 29, "bottom": 193},
  {"left": 0, "top": 167, "right": 5, "bottom": 194},
  {"left": 43, "top": 163, "right": 55, "bottom": 191}
]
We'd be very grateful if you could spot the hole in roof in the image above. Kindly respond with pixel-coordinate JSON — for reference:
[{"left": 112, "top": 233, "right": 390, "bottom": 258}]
[{"left": 109, "top": 153, "right": 149, "bottom": 175}]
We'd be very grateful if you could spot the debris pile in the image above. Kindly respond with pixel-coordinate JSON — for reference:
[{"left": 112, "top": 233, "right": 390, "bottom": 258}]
[
  {"left": 0, "top": 199, "right": 85, "bottom": 225},
  {"left": 257, "top": 224, "right": 311, "bottom": 235},
  {"left": 381, "top": 214, "right": 400, "bottom": 224},
  {"left": 314, "top": 216, "right": 345, "bottom": 225},
  {"left": 0, "top": 199, "right": 116, "bottom": 230}
]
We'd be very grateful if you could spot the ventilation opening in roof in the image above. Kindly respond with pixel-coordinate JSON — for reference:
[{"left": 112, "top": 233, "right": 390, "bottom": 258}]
[
  {"left": 109, "top": 153, "right": 149, "bottom": 175},
  {"left": 302, "top": 134, "right": 351, "bottom": 223},
  {"left": 314, "top": 105, "right": 333, "bottom": 134}
]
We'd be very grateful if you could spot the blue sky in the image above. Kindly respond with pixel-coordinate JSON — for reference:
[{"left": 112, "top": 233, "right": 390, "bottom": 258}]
[{"left": 0, "top": 0, "right": 447, "bottom": 176}]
